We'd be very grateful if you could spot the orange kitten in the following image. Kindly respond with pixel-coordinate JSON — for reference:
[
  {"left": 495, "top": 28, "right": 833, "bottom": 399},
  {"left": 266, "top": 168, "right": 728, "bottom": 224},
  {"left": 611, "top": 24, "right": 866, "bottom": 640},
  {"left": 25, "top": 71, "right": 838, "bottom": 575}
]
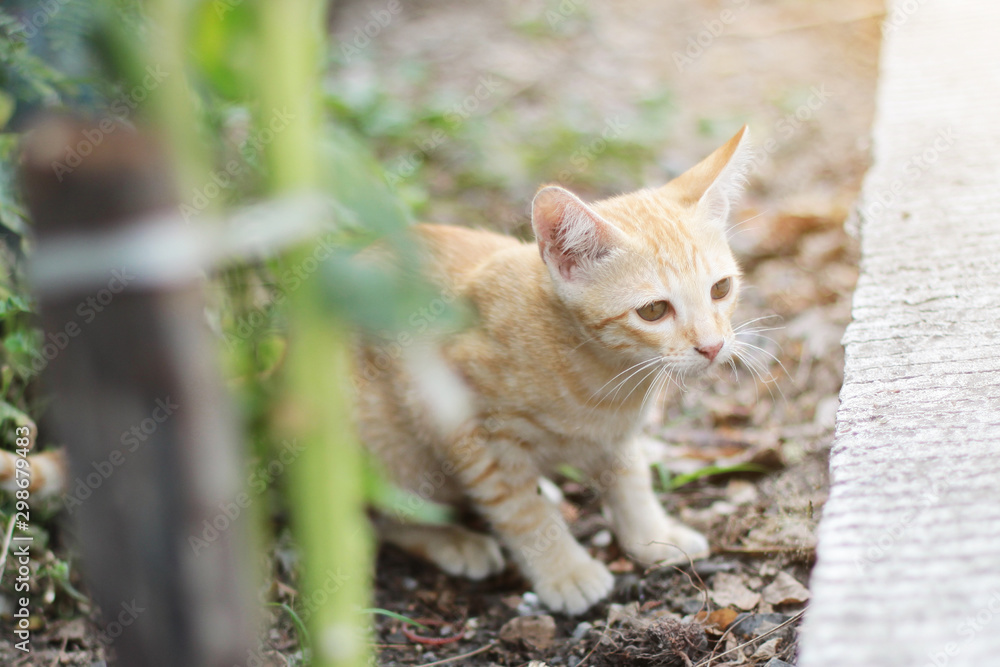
[{"left": 358, "top": 127, "right": 751, "bottom": 615}]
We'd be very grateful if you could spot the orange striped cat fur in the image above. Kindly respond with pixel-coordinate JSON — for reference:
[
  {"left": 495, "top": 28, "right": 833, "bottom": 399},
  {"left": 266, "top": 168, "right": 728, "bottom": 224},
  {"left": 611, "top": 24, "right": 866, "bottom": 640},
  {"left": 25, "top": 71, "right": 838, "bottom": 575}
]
[{"left": 357, "top": 127, "right": 752, "bottom": 615}]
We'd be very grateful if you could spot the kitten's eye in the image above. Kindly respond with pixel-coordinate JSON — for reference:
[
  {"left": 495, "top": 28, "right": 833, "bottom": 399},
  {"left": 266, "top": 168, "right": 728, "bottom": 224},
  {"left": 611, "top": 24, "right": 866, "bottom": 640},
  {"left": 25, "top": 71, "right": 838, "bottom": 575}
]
[
  {"left": 711, "top": 277, "right": 732, "bottom": 300},
  {"left": 636, "top": 300, "right": 672, "bottom": 322}
]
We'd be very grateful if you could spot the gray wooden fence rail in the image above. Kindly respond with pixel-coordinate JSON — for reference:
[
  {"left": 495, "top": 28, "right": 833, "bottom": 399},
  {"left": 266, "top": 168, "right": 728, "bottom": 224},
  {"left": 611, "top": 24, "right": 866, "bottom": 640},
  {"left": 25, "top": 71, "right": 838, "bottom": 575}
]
[{"left": 798, "top": 0, "right": 1000, "bottom": 665}]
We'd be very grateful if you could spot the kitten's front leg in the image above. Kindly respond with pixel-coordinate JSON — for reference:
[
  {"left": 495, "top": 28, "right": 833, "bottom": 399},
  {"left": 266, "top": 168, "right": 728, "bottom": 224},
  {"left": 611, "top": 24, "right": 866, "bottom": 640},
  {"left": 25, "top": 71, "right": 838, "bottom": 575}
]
[
  {"left": 445, "top": 431, "right": 613, "bottom": 615},
  {"left": 599, "top": 438, "right": 710, "bottom": 566}
]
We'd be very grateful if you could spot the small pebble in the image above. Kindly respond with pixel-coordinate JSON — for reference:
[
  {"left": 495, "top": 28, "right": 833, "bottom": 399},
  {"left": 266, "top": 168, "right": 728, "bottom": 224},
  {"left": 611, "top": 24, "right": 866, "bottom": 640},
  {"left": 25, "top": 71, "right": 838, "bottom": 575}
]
[
  {"left": 518, "top": 591, "right": 542, "bottom": 615},
  {"left": 402, "top": 577, "right": 419, "bottom": 591},
  {"left": 710, "top": 500, "right": 738, "bottom": 515},
  {"left": 422, "top": 653, "right": 436, "bottom": 663},
  {"left": 693, "top": 559, "right": 738, "bottom": 576},
  {"left": 568, "top": 656, "right": 581, "bottom": 667},
  {"left": 680, "top": 598, "right": 704, "bottom": 615},
  {"left": 571, "top": 621, "right": 593, "bottom": 641},
  {"left": 591, "top": 529, "right": 613, "bottom": 547}
]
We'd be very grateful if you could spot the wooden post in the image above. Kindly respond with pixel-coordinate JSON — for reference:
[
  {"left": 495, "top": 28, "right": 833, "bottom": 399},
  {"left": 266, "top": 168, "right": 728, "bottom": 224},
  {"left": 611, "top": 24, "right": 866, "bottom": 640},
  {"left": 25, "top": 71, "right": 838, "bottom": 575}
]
[{"left": 20, "top": 116, "right": 256, "bottom": 667}]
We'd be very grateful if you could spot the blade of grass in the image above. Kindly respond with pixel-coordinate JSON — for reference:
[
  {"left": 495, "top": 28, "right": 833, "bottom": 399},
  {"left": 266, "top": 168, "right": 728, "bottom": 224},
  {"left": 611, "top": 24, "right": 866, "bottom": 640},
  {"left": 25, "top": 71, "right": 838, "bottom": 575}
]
[
  {"left": 267, "top": 601, "right": 313, "bottom": 649},
  {"left": 669, "top": 463, "right": 770, "bottom": 490},
  {"left": 361, "top": 608, "right": 429, "bottom": 631}
]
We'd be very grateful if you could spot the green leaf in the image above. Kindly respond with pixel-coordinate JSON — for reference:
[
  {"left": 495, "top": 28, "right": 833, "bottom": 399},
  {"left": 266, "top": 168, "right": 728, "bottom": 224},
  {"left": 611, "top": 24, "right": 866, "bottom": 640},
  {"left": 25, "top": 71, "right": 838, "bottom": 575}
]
[
  {"left": 669, "top": 463, "right": 770, "bottom": 490},
  {"left": 557, "top": 464, "right": 584, "bottom": 483},
  {"left": 317, "top": 244, "right": 469, "bottom": 334},
  {"left": 0, "top": 400, "right": 35, "bottom": 432},
  {"left": 320, "top": 125, "right": 412, "bottom": 237},
  {"left": 4, "top": 329, "right": 40, "bottom": 360},
  {"left": 266, "top": 602, "right": 312, "bottom": 649},
  {"left": 361, "top": 608, "right": 428, "bottom": 631},
  {"left": 0, "top": 295, "right": 35, "bottom": 318},
  {"left": 363, "top": 457, "right": 453, "bottom": 525},
  {"left": 651, "top": 461, "right": 672, "bottom": 492},
  {"left": 192, "top": 0, "right": 256, "bottom": 101},
  {"left": 0, "top": 91, "right": 14, "bottom": 130}
]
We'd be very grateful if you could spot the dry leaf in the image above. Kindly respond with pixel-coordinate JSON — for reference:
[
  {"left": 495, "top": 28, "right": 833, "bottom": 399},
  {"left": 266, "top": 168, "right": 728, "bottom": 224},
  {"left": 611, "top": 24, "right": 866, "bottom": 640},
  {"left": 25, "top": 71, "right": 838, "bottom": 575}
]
[
  {"left": 709, "top": 573, "right": 761, "bottom": 611},
  {"left": 762, "top": 571, "right": 810, "bottom": 605},
  {"left": 695, "top": 607, "right": 739, "bottom": 631},
  {"left": 608, "top": 558, "right": 634, "bottom": 573},
  {"left": 500, "top": 615, "right": 556, "bottom": 650}
]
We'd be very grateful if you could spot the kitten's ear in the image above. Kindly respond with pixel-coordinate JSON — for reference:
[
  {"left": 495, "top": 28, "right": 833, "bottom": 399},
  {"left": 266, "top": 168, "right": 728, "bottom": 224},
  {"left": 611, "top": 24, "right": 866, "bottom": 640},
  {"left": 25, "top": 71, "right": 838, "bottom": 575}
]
[
  {"left": 664, "top": 125, "right": 752, "bottom": 228},
  {"left": 532, "top": 185, "right": 621, "bottom": 281}
]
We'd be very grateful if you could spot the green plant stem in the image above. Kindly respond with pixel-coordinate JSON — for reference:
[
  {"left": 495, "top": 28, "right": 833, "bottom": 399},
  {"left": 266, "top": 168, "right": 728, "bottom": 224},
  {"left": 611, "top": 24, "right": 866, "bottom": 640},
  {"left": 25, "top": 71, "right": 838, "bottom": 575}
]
[
  {"left": 144, "top": 0, "right": 208, "bottom": 211},
  {"left": 253, "top": 1, "right": 373, "bottom": 666}
]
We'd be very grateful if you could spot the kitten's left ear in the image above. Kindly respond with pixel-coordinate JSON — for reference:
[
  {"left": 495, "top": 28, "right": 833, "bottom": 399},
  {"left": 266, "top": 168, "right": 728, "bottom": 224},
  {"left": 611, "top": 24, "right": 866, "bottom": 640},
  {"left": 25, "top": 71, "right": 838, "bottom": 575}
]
[
  {"left": 532, "top": 185, "right": 623, "bottom": 282},
  {"left": 664, "top": 125, "right": 753, "bottom": 228}
]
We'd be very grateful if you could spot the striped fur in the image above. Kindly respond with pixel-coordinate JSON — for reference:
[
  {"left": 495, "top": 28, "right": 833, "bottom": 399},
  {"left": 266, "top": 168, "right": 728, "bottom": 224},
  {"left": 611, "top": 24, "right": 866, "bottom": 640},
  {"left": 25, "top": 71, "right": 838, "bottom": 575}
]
[{"left": 359, "top": 127, "right": 753, "bottom": 615}]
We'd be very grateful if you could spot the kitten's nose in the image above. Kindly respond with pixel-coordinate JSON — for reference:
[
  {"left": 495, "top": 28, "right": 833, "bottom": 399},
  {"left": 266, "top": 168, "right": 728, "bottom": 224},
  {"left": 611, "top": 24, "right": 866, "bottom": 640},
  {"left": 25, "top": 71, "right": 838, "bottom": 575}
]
[{"left": 695, "top": 342, "right": 724, "bottom": 363}]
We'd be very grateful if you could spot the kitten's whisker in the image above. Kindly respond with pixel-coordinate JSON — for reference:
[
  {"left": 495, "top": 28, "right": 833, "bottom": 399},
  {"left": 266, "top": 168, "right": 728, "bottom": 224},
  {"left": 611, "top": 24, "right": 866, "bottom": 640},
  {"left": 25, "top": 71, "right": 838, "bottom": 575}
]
[
  {"left": 607, "top": 358, "right": 662, "bottom": 404},
  {"left": 727, "top": 357, "right": 740, "bottom": 386},
  {"left": 735, "top": 326, "right": 785, "bottom": 336},
  {"left": 734, "top": 314, "right": 783, "bottom": 332},
  {"left": 587, "top": 357, "right": 659, "bottom": 405},
  {"left": 733, "top": 348, "right": 763, "bottom": 403},
  {"left": 618, "top": 360, "right": 665, "bottom": 407},
  {"left": 733, "top": 343, "right": 788, "bottom": 405},
  {"left": 638, "top": 366, "right": 666, "bottom": 417},
  {"left": 726, "top": 211, "right": 767, "bottom": 240},
  {"left": 736, "top": 340, "right": 791, "bottom": 378}
]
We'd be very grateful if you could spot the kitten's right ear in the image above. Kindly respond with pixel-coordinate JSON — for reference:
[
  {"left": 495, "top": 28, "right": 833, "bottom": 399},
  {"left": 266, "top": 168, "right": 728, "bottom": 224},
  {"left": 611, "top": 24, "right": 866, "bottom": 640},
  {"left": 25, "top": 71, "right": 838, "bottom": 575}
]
[
  {"left": 532, "top": 186, "right": 620, "bottom": 282},
  {"left": 664, "top": 125, "right": 753, "bottom": 229}
]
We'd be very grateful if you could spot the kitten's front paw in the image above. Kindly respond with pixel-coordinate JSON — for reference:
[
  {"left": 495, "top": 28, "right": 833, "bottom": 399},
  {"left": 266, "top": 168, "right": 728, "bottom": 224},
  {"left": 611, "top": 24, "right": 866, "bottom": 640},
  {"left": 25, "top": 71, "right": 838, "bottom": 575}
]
[
  {"left": 533, "top": 554, "right": 614, "bottom": 615},
  {"left": 621, "top": 520, "right": 710, "bottom": 566},
  {"left": 427, "top": 529, "right": 505, "bottom": 580}
]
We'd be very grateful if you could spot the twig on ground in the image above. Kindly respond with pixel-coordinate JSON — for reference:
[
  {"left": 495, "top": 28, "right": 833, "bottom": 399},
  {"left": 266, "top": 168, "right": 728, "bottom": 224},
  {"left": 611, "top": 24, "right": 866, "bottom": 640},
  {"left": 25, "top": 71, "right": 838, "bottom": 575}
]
[
  {"left": 646, "top": 543, "right": 712, "bottom": 616},
  {"left": 0, "top": 513, "right": 17, "bottom": 587},
  {"left": 696, "top": 608, "right": 806, "bottom": 667},
  {"left": 413, "top": 640, "right": 497, "bottom": 667},
  {"left": 576, "top": 624, "right": 610, "bottom": 667},
  {"left": 48, "top": 636, "right": 69, "bottom": 667},
  {"left": 403, "top": 626, "right": 465, "bottom": 646}
]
